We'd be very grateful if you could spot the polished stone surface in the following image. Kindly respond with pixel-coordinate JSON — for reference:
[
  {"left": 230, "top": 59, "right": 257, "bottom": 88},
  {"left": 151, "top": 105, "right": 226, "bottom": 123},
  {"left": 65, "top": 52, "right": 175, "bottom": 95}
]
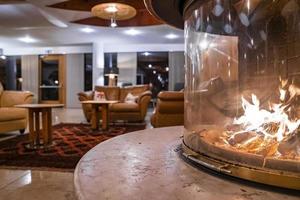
[
  {"left": 74, "top": 126, "right": 300, "bottom": 200},
  {"left": 0, "top": 108, "right": 84, "bottom": 200}
]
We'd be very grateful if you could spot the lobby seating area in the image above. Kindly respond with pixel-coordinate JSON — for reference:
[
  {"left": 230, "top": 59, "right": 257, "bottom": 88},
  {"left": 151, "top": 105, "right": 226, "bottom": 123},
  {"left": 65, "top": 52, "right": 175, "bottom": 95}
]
[
  {"left": 78, "top": 85, "right": 152, "bottom": 122},
  {"left": 1, "top": 0, "right": 300, "bottom": 199}
]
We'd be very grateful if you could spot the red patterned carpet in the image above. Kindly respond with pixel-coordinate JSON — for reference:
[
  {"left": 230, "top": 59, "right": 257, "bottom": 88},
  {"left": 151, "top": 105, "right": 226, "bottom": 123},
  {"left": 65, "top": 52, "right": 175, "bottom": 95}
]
[{"left": 0, "top": 123, "right": 145, "bottom": 170}]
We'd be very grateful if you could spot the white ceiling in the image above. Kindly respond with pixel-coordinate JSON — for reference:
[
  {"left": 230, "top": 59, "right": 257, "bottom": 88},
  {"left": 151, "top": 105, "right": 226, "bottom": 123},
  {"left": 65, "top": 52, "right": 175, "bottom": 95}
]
[{"left": 0, "top": 0, "right": 184, "bottom": 48}]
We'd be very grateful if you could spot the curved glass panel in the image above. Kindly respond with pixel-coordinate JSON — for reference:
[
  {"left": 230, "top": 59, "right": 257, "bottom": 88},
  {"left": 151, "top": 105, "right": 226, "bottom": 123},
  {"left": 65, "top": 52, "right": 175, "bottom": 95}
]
[{"left": 184, "top": 0, "right": 300, "bottom": 172}]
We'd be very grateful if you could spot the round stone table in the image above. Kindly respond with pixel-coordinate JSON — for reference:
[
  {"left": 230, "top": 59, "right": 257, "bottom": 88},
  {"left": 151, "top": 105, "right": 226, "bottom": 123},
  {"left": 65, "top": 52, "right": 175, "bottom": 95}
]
[{"left": 74, "top": 127, "right": 300, "bottom": 200}]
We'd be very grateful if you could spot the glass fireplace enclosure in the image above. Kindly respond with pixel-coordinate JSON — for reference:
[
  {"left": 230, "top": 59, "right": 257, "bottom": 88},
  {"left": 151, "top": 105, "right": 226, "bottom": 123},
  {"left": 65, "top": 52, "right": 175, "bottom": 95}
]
[{"left": 184, "top": 0, "right": 300, "bottom": 189}]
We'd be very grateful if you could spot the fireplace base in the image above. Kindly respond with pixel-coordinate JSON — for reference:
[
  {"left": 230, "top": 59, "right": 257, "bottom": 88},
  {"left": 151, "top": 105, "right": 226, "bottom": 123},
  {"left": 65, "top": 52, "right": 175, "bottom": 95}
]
[{"left": 182, "top": 141, "right": 300, "bottom": 190}]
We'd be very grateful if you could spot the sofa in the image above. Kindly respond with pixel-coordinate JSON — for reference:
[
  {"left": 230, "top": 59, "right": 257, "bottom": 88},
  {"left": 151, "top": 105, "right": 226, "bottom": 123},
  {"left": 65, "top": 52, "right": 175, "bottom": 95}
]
[
  {"left": 78, "top": 85, "right": 152, "bottom": 122},
  {"left": 0, "top": 83, "right": 34, "bottom": 134},
  {"left": 151, "top": 91, "right": 184, "bottom": 128}
]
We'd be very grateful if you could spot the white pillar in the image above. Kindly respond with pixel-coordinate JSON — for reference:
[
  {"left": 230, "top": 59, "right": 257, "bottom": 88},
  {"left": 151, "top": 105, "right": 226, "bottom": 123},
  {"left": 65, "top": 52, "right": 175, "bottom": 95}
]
[
  {"left": 168, "top": 51, "right": 185, "bottom": 91},
  {"left": 93, "top": 42, "right": 105, "bottom": 87},
  {"left": 21, "top": 55, "right": 39, "bottom": 103}
]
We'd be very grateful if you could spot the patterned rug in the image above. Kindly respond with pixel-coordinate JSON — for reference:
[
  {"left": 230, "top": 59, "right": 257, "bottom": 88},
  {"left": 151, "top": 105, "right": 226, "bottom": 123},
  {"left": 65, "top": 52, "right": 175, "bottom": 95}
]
[{"left": 0, "top": 123, "right": 145, "bottom": 170}]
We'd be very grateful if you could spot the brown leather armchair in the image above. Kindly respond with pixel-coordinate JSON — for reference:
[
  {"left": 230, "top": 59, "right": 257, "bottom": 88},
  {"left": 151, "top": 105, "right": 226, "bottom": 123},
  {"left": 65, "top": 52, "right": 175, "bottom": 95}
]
[
  {"left": 0, "top": 83, "right": 34, "bottom": 134},
  {"left": 78, "top": 85, "right": 152, "bottom": 122},
  {"left": 151, "top": 91, "right": 184, "bottom": 128}
]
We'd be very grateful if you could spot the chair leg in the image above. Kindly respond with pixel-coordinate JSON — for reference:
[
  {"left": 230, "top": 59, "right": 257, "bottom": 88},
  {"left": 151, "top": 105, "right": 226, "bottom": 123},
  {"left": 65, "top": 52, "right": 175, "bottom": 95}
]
[{"left": 19, "top": 129, "right": 25, "bottom": 135}]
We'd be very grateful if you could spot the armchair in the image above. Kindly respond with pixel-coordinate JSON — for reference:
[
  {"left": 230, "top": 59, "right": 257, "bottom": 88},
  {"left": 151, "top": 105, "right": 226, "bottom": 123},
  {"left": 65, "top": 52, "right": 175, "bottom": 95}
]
[
  {"left": 151, "top": 91, "right": 184, "bottom": 128},
  {"left": 0, "top": 83, "right": 34, "bottom": 133}
]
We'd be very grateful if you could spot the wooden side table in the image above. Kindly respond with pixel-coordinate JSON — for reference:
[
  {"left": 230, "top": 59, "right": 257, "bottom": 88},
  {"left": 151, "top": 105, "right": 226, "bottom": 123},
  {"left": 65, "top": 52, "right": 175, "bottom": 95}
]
[
  {"left": 15, "top": 104, "right": 64, "bottom": 149},
  {"left": 81, "top": 100, "right": 118, "bottom": 130}
]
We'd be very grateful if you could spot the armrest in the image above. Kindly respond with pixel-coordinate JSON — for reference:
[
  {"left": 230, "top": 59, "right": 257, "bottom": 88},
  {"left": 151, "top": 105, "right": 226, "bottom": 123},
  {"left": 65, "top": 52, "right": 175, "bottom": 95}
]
[
  {"left": 137, "top": 91, "right": 152, "bottom": 120},
  {"left": 1, "top": 91, "right": 33, "bottom": 107},
  {"left": 78, "top": 91, "right": 94, "bottom": 101},
  {"left": 137, "top": 91, "right": 152, "bottom": 104},
  {"left": 157, "top": 91, "right": 184, "bottom": 101}
]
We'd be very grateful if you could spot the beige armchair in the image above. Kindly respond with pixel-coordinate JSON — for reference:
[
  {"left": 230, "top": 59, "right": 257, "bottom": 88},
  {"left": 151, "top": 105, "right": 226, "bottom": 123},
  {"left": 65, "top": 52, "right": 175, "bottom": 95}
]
[
  {"left": 151, "top": 91, "right": 184, "bottom": 128},
  {"left": 0, "top": 83, "right": 34, "bottom": 134},
  {"left": 78, "top": 85, "right": 152, "bottom": 122}
]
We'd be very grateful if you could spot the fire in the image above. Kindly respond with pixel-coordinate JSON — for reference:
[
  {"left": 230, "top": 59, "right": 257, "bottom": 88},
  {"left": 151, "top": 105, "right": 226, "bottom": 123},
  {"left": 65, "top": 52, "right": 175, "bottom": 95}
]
[
  {"left": 233, "top": 94, "right": 300, "bottom": 142},
  {"left": 224, "top": 79, "right": 300, "bottom": 158}
]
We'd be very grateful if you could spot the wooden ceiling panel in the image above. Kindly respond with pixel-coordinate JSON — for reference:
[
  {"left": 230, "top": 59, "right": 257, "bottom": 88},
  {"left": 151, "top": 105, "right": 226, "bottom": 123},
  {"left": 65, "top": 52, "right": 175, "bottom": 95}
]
[
  {"left": 48, "top": 0, "right": 146, "bottom": 11},
  {"left": 48, "top": 0, "right": 162, "bottom": 27}
]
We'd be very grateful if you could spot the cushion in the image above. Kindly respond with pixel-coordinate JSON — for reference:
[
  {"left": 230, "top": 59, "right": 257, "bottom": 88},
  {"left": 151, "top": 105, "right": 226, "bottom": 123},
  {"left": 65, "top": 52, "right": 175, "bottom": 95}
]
[
  {"left": 94, "top": 91, "right": 106, "bottom": 101},
  {"left": 125, "top": 93, "right": 138, "bottom": 104},
  {"left": 110, "top": 103, "right": 139, "bottom": 112},
  {"left": 120, "top": 85, "right": 149, "bottom": 102},
  {"left": 95, "top": 86, "right": 120, "bottom": 100},
  {"left": 0, "top": 108, "right": 27, "bottom": 122}
]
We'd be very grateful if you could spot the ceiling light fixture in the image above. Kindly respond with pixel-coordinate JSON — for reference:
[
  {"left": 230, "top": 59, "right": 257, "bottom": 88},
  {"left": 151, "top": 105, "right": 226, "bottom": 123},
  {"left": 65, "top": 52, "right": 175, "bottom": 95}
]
[
  {"left": 91, "top": 3, "right": 136, "bottom": 28},
  {"left": 124, "top": 28, "right": 141, "bottom": 36},
  {"left": 110, "top": 17, "right": 118, "bottom": 28},
  {"left": 81, "top": 27, "right": 95, "bottom": 33},
  {"left": 166, "top": 33, "right": 179, "bottom": 39},
  {"left": 18, "top": 35, "right": 37, "bottom": 43},
  {"left": 148, "top": 64, "right": 152, "bottom": 68}
]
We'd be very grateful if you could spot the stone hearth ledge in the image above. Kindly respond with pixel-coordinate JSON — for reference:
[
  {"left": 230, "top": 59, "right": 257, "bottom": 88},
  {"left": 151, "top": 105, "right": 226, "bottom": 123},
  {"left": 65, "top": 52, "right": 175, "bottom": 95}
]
[{"left": 74, "top": 126, "right": 300, "bottom": 200}]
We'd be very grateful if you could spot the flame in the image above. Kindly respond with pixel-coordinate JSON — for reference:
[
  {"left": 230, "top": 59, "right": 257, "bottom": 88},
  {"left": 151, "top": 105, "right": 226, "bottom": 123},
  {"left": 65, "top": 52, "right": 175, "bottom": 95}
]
[{"left": 233, "top": 93, "right": 300, "bottom": 142}]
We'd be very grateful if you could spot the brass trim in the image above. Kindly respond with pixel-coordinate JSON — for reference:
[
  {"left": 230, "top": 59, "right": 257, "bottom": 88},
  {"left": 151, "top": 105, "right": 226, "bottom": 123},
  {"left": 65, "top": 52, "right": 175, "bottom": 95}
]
[{"left": 182, "top": 142, "right": 300, "bottom": 190}]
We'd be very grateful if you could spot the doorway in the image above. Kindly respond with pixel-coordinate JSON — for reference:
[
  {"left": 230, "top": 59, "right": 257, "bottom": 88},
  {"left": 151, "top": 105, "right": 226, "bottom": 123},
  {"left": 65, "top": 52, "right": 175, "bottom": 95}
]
[{"left": 39, "top": 55, "right": 66, "bottom": 105}]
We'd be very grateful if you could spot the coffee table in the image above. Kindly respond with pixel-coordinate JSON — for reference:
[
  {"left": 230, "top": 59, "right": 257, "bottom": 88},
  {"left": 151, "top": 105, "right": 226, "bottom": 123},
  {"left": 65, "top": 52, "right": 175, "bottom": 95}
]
[
  {"left": 81, "top": 100, "right": 118, "bottom": 130},
  {"left": 15, "top": 104, "right": 64, "bottom": 149}
]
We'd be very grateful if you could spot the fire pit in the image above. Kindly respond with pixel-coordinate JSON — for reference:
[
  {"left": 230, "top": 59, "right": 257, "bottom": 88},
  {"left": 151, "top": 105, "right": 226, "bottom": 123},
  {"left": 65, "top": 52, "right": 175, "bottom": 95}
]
[{"left": 146, "top": 0, "right": 300, "bottom": 189}]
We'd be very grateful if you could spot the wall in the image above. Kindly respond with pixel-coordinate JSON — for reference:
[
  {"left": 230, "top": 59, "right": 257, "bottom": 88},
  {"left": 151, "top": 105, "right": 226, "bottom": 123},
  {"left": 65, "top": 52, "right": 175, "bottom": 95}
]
[
  {"left": 117, "top": 52, "right": 137, "bottom": 86},
  {"left": 21, "top": 55, "right": 39, "bottom": 103},
  {"left": 168, "top": 52, "right": 185, "bottom": 91},
  {"left": 66, "top": 54, "right": 84, "bottom": 108}
]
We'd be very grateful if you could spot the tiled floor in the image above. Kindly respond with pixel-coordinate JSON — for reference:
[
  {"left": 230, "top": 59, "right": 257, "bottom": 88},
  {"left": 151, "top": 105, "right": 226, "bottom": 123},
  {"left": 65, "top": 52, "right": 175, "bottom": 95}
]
[{"left": 0, "top": 108, "right": 153, "bottom": 200}]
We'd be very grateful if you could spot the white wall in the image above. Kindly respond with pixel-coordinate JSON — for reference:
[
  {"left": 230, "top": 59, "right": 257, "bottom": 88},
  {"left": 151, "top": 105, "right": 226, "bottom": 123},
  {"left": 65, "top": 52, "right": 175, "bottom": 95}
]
[
  {"left": 168, "top": 52, "right": 185, "bottom": 91},
  {"left": 66, "top": 54, "right": 84, "bottom": 108},
  {"left": 117, "top": 53, "right": 137, "bottom": 86},
  {"left": 5, "top": 45, "right": 92, "bottom": 56},
  {"left": 21, "top": 55, "right": 39, "bottom": 103}
]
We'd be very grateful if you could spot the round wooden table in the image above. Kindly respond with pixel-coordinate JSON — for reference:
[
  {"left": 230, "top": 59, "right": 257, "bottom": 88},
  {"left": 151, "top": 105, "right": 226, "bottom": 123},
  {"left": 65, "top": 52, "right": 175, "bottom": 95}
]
[
  {"left": 15, "top": 104, "right": 64, "bottom": 149},
  {"left": 81, "top": 100, "right": 118, "bottom": 130},
  {"left": 74, "top": 127, "right": 300, "bottom": 200}
]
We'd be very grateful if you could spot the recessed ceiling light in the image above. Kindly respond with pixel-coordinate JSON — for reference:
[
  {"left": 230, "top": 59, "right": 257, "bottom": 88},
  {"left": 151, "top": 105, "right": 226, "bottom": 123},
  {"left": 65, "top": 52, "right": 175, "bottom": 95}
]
[
  {"left": 124, "top": 28, "right": 141, "bottom": 36},
  {"left": 81, "top": 27, "right": 95, "bottom": 33},
  {"left": 148, "top": 64, "right": 152, "bottom": 68},
  {"left": 153, "top": 70, "right": 157, "bottom": 74},
  {"left": 18, "top": 35, "right": 37, "bottom": 43},
  {"left": 143, "top": 52, "right": 150, "bottom": 56},
  {"left": 165, "top": 33, "right": 179, "bottom": 39}
]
